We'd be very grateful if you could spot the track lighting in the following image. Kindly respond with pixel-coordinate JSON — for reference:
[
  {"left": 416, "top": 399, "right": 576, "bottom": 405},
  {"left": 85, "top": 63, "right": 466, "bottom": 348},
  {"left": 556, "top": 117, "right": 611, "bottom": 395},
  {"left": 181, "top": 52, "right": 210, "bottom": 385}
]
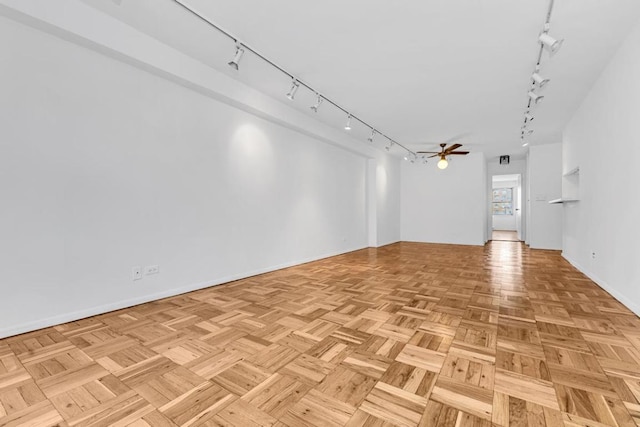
[
  {"left": 310, "top": 95, "right": 323, "bottom": 112},
  {"left": 539, "top": 32, "right": 563, "bottom": 54},
  {"left": 525, "top": 112, "right": 534, "bottom": 122},
  {"left": 522, "top": 141, "right": 529, "bottom": 147},
  {"left": 344, "top": 115, "right": 352, "bottom": 131},
  {"left": 385, "top": 141, "right": 393, "bottom": 151},
  {"left": 368, "top": 129, "right": 376, "bottom": 143},
  {"left": 437, "top": 156, "right": 449, "bottom": 170},
  {"left": 286, "top": 80, "right": 300, "bottom": 100},
  {"left": 523, "top": 129, "right": 533, "bottom": 136},
  {"left": 228, "top": 44, "right": 244, "bottom": 70},
  {"left": 528, "top": 91, "right": 544, "bottom": 104},
  {"left": 532, "top": 72, "right": 550, "bottom": 88}
]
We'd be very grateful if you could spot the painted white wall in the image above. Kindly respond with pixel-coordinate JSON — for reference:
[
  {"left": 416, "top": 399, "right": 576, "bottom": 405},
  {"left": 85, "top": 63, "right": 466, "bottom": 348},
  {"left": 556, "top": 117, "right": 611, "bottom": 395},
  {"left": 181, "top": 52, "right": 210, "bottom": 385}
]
[
  {"left": 562, "top": 17, "right": 640, "bottom": 316},
  {"left": 492, "top": 179, "right": 518, "bottom": 231},
  {"left": 401, "top": 153, "right": 487, "bottom": 246},
  {"left": 0, "top": 9, "right": 401, "bottom": 337},
  {"left": 528, "top": 144, "right": 563, "bottom": 250},
  {"left": 486, "top": 159, "right": 526, "bottom": 240}
]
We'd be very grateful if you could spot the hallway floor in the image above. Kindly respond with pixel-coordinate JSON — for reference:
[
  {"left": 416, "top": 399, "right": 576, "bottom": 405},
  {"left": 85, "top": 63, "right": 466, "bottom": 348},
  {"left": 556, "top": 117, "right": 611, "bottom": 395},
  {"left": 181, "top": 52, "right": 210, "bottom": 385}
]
[
  {"left": 491, "top": 230, "right": 520, "bottom": 242},
  {"left": 1, "top": 242, "right": 639, "bottom": 426}
]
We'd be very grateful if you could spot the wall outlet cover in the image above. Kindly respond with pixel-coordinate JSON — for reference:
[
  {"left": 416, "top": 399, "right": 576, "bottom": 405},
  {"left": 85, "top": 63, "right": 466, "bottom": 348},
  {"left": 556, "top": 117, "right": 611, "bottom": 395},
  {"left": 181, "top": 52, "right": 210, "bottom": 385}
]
[
  {"left": 132, "top": 266, "right": 142, "bottom": 281},
  {"left": 144, "top": 265, "right": 159, "bottom": 275}
]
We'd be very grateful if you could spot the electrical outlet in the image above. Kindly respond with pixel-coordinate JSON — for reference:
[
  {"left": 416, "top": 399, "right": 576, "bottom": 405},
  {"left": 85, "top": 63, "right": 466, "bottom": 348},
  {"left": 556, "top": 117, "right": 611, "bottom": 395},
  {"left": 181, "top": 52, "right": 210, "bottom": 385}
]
[
  {"left": 132, "top": 266, "right": 142, "bottom": 281},
  {"left": 144, "top": 265, "right": 159, "bottom": 275}
]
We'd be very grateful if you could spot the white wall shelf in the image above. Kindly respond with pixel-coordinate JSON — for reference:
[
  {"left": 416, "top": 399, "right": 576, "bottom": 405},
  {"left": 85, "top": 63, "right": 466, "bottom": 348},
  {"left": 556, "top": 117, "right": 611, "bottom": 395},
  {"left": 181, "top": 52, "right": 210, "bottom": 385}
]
[
  {"left": 549, "top": 198, "right": 579, "bottom": 204},
  {"left": 561, "top": 165, "right": 580, "bottom": 202}
]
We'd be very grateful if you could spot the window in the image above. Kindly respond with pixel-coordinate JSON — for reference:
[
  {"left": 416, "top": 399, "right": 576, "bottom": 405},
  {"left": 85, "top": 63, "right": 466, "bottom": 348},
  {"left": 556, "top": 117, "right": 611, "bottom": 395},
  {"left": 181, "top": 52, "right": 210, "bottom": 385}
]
[{"left": 492, "top": 188, "right": 513, "bottom": 215}]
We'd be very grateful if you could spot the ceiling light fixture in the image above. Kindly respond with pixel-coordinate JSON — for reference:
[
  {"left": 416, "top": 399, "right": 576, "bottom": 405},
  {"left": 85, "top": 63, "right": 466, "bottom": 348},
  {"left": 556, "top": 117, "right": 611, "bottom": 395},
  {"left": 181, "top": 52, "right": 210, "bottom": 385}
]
[
  {"left": 528, "top": 91, "right": 544, "bottom": 104},
  {"left": 171, "top": 1, "right": 419, "bottom": 162},
  {"left": 437, "top": 156, "right": 449, "bottom": 170},
  {"left": 368, "top": 129, "right": 376, "bottom": 142},
  {"left": 310, "top": 94, "right": 323, "bottom": 112},
  {"left": 227, "top": 44, "right": 245, "bottom": 70},
  {"left": 286, "top": 80, "right": 300, "bottom": 100},
  {"left": 532, "top": 72, "right": 550, "bottom": 88},
  {"left": 539, "top": 32, "right": 563, "bottom": 54},
  {"left": 344, "top": 115, "right": 352, "bottom": 131},
  {"left": 518, "top": 0, "right": 560, "bottom": 141}
]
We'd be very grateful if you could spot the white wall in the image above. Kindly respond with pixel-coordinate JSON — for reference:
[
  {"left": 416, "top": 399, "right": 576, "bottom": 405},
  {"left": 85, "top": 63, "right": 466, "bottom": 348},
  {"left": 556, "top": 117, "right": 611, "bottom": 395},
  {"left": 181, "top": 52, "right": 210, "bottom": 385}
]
[
  {"left": 492, "top": 179, "right": 518, "bottom": 231},
  {"left": 528, "top": 144, "right": 563, "bottom": 250},
  {"left": 0, "top": 7, "right": 401, "bottom": 337},
  {"left": 401, "top": 153, "right": 487, "bottom": 246},
  {"left": 562, "top": 17, "right": 640, "bottom": 315}
]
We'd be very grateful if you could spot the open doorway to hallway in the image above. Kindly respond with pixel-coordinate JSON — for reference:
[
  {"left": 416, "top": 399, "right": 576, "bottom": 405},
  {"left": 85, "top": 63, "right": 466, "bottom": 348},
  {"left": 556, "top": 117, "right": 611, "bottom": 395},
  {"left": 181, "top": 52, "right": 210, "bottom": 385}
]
[{"left": 491, "top": 174, "right": 522, "bottom": 241}]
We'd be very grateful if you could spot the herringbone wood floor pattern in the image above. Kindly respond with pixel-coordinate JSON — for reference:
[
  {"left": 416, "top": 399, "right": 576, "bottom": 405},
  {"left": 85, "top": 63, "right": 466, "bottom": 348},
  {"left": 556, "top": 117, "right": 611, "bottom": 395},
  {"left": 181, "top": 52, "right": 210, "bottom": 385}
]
[{"left": 1, "top": 242, "right": 639, "bottom": 427}]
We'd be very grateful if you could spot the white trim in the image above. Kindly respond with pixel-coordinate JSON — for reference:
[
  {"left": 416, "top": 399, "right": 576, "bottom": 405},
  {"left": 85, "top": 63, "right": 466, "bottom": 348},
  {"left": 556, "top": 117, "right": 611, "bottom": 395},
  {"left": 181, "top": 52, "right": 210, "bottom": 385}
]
[{"left": 562, "top": 252, "right": 640, "bottom": 317}]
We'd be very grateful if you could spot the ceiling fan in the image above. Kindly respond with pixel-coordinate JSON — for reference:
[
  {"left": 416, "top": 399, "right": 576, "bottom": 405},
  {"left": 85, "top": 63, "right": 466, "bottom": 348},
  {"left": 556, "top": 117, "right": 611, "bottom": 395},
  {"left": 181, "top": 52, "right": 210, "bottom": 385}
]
[{"left": 417, "top": 143, "right": 469, "bottom": 169}]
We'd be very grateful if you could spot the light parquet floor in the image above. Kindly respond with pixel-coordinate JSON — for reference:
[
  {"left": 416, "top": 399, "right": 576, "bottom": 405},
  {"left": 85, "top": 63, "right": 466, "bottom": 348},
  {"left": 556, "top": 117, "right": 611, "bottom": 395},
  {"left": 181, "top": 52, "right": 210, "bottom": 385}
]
[{"left": 1, "top": 241, "right": 640, "bottom": 427}]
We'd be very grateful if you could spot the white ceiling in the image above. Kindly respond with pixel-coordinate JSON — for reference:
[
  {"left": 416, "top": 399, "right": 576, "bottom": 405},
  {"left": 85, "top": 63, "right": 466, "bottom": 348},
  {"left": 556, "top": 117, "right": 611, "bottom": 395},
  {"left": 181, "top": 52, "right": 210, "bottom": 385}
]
[{"left": 82, "top": 0, "right": 640, "bottom": 160}]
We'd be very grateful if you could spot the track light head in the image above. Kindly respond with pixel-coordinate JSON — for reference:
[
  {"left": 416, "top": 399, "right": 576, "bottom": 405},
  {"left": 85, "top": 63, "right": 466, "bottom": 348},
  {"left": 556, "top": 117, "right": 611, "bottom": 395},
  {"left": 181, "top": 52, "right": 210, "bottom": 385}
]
[
  {"left": 437, "top": 156, "right": 448, "bottom": 170},
  {"left": 523, "top": 129, "right": 533, "bottom": 136},
  {"left": 367, "top": 129, "right": 376, "bottom": 142},
  {"left": 385, "top": 141, "right": 393, "bottom": 151},
  {"left": 228, "top": 44, "right": 245, "bottom": 70},
  {"left": 528, "top": 91, "right": 544, "bottom": 104},
  {"left": 525, "top": 112, "right": 534, "bottom": 122},
  {"left": 539, "top": 32, "right": 563, "bottom": 54},
  {"left": 522, "top": 141, "right": 529, "bottom": 147},
  {"left": 532, "top": 72, "right": 550, "bottom": 88},
  {"left": 286, "top": 80, "right": 300, "bottom": 100},
  {"left": 310, "top": 95, "right": 323, "bottom": 112},
  {"left": 344, "top": 115, "right": 352, "bottom": 131}
]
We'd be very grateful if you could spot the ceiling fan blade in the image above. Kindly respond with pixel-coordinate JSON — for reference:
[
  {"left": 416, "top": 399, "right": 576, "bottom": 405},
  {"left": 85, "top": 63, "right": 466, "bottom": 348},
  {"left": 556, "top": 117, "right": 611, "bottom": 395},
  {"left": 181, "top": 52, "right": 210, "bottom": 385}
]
[
  {"left": 448, "top": 151, "right": 469, "bottom": 155},
  {"left": 443, "top": 133, "right": 471, "bottom": 145},
  {"left": 427, "top": 154, "right": 440, "bottom": 158},
  {"left": 416, "top": 151, "right": 440, "bottom": 154},
  {"left": 444, "top": 143, "right": 462, "bottom": 153}
]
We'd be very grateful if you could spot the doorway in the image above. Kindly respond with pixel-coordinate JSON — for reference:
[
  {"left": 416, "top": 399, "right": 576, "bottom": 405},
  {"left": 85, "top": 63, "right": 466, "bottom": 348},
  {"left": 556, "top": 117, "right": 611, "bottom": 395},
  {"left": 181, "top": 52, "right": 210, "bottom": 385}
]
[{"left": 491, "top": 174, "right": 522, "bottom": 241}]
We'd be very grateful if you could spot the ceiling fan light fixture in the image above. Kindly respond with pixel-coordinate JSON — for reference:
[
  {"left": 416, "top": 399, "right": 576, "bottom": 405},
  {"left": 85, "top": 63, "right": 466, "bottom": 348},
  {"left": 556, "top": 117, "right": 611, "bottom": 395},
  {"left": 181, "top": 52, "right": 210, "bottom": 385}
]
[
  {"left": 528, "top": 91, "right": 544, "bottom": 104},
  {"left": 539, "top": 32, "right": 564, "bottom": 54},
  {"left": 532, "top": 72, "right": 550, "bottom": 88},
  {"left": 286, "top": 79, "right": 300, "bottom": 100},
  {"left": 228, "top": 44, "right": 245, "bottom": 70},
  {"left": 437, "top": 156, "right": 448, "bottom": 170}
]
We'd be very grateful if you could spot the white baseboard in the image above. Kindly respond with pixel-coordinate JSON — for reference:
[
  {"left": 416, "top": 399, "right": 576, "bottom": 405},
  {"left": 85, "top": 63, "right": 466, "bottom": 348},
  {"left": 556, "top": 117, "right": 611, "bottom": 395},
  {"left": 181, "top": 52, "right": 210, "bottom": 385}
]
[
  {"left": 0, "top": 245, "right": 367, "bottom": 339},
  {"left": 562, "top": 252, "right": 640, "bottom": 317}
]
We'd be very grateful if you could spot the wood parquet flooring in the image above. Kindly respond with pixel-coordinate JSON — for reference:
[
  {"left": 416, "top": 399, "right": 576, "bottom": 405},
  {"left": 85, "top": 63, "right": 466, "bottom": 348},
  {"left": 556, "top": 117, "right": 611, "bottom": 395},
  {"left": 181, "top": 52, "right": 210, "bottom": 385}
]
[{"left": 1, "top": 241, "right": 640, "bottom": 426}]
